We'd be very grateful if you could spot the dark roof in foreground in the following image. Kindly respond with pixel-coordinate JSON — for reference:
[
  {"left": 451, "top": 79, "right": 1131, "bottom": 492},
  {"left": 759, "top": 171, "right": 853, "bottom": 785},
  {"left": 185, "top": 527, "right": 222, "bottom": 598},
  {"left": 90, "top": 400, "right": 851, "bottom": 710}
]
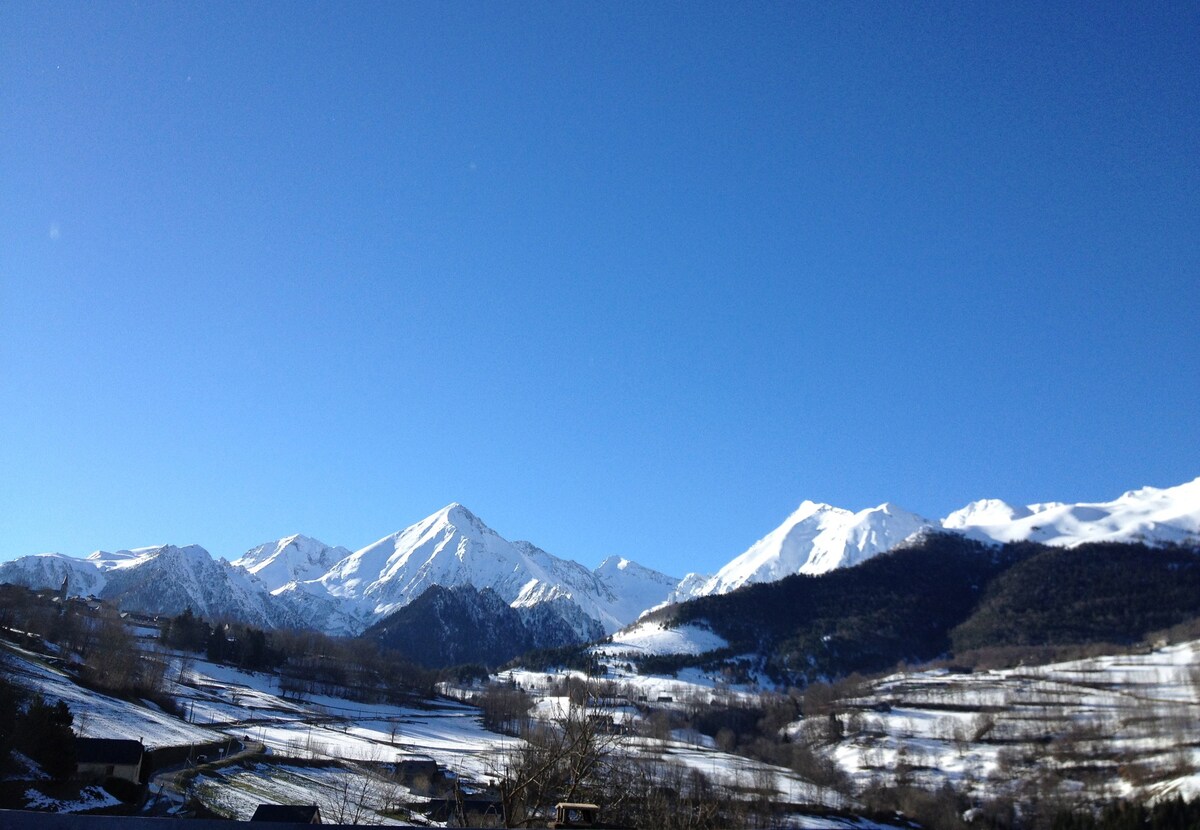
[
  {"left": 252, "top": 804, "right": 322, "bottom": 822},
  {"left": 74, "top": 737, "right": 144, "bottom": 765},
  {"left": 0, "top": 809, "right": 423, "bottom": 829}
]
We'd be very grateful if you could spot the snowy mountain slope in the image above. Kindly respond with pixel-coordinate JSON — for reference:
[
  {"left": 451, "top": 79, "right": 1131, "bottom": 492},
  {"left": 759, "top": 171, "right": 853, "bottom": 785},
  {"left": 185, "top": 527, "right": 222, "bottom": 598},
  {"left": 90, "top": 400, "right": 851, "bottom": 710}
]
[
  {"left": 98, "top": 544, "right": 296, "bottom": 628},
  {"left": 0, "top": 552, "right": 108, "bottom": 597},
  {"left": 0, "top": 506, "right": 676, "bottom": 640},
  {"left": 0, "top": 544, "right": 301, "bottom": 629},
  {"left": 675, "top": 501, "right": 934, "bottom": 600},
  {"left": 592, "top": 621, "right": 730, "bottom": 658},
  {"left": 231, "top": 534, "right": 351, "bottom": 591},
  {"left": 673, "top": 477, "right": 1200, "bottom": 604},
  {"left": 942, "top": 476, "right": 1200, "bottom": 547},
  {"left": 267, "top": 578, "right": 370, "bottom": 637},
  {"left": 299, "top": 504, "right": 677, "bottom": 635},
  {"left": 593, "top": 556, "right": 681, "bottom": 625}
]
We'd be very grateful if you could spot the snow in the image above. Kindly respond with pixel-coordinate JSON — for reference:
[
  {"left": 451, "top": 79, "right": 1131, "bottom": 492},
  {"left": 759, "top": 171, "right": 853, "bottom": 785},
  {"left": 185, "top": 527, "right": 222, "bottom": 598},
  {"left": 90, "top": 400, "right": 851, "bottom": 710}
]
[
  {"left": 1149, "top": 772, "right": 1200, "bottom": 803},
  {"left": 677, "top": 501, "right": 934, "bottom": 599},
  {"left": 592, "top": 556, "right": 681, "bottom": 626},
  {"left": 22, "top": 785, "right": 122, "bottom": 813},
  {"left": 942, "top": 476, "right": 1200, "bottom": 547},
  {"left": 592, "top": 621, "right": 729, "bottom": 657},
  {"left": 797, "top": 639, "right": 1200, "bottom": 804},
  {"left": 671, "top": 476, "right": 1200, "bottom": 603},
  {"left": 298, "top": 503, "right": 677, "bottom": 635},
  {"left": 1, "top": 648, "right": 215, "bottom": 749},
  {"left": 3, "top": 478, "right": 1198, "bottom": 646},
  {"left": 194, "top": 762, "right": 415, "bottom": 824},
  {"left": 231, "top": 534, "right": 351, "bottom": 590},
  {"left": 11, "top": 602, "right": 1200, "bottom": 823}
]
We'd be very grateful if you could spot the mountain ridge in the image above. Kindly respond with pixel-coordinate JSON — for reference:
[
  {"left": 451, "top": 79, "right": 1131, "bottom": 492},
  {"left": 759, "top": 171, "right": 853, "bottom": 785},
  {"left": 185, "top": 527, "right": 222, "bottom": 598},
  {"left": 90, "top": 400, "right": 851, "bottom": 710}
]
[
  {"left": 1, "top": 477, "right": 1197, "bottom": 644},
  {"left": 672, "top": 476, "right": 1200, "bottom": 602}
]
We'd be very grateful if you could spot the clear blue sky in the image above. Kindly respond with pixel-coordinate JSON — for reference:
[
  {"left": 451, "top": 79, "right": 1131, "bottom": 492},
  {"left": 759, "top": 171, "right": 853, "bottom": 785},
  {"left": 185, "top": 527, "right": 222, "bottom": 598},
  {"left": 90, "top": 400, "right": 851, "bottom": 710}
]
[{"left": 2, "top": 2, "right": 1197, "bottom": 576}]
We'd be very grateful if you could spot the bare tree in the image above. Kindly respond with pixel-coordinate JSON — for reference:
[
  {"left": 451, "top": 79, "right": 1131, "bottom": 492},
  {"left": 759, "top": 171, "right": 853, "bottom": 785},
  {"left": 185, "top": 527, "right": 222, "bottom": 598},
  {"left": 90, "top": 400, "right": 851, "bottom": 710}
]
[
  {"left": 321, "top": 754, "right": 402, "bottom": 826},
  {"left": 495, "top": 693, "right": 623, "bottom": 828}
]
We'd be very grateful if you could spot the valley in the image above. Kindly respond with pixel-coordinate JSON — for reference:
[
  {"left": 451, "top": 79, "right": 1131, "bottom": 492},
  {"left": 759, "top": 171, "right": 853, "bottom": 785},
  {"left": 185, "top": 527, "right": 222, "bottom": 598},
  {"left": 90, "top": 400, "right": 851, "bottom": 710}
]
[{"left": 1, "top": 476, "right": 1199, "bottom": 826}]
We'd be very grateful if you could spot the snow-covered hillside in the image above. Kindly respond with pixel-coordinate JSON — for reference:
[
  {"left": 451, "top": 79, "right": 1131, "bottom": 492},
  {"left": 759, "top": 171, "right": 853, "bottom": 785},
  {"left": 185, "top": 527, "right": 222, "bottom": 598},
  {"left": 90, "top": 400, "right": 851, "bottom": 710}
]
[
  {"left": 674, "top": 502, "right": 934, "bottom": 600},
  {"left": 592, "top": 621, "right": 730, "bottom": 658}
]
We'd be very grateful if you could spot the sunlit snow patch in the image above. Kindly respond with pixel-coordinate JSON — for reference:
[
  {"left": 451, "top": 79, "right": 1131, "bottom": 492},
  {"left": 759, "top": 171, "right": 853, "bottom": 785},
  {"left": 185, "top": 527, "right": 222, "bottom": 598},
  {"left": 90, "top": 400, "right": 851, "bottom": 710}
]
[{"left": 591, "top": 621, "right": 728, "bottom": 657}]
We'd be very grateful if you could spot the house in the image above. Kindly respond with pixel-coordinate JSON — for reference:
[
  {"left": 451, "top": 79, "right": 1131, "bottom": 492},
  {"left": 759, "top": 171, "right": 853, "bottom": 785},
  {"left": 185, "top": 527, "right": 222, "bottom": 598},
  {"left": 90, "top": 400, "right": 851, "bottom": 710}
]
[
  {"left": 74, "top": 737, "right": 144, "bottom": 784},
  {"left": 394, "top": 757, "right": 439, "bottom": 788},
  {"left": 250, "top": 804, "right": 322, "bottom": 824}
]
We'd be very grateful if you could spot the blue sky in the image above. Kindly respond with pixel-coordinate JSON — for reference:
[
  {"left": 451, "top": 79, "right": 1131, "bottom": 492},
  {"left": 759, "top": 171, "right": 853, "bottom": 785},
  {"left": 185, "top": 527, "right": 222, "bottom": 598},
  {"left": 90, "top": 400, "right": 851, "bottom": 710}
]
[{"left": 2, "top": 2, "right": 1197, "bottom": 576}]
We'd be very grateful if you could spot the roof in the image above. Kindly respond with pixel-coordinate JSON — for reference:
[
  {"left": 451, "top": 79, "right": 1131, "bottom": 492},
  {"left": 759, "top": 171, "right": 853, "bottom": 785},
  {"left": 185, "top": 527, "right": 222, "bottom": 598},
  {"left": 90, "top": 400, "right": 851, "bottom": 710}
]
[
  {"left": 557, "top": 803, "right": 601, "bottom": 810},
  {"left": 251, "top": 804, "right": 322, "bottom": 823},
  {"left": 74, "top": 737, "right": 143, "bottom": 765}
]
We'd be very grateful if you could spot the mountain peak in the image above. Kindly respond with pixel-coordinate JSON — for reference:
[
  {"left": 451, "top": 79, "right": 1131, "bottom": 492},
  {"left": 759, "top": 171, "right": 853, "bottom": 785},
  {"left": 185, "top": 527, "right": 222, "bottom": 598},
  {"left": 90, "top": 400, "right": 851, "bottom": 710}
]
[
  {"left": 677, "top": 497, "right": 934, "bottom": 600},
  {"left": 792, "top": 499, "right": 842, "bottom": 518},
  {"left": 597, "top": 555, "right": 632, "bottom": 573},
  {"left": 430, "top": 503, "right": 491, "bottom": 533},
  {"left": 232, "top": 534, "right": 349, "bottom": 589}
]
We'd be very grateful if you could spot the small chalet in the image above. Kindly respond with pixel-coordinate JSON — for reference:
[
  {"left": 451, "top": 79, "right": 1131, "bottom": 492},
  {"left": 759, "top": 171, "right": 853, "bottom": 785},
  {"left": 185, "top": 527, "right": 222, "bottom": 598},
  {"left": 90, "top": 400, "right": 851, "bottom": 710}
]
[
  {"left": 251, "top": 804, "right": 323, "bottom": 824},
  {"left": 74, "top": 737, "right": 144, "bottom": 784}
]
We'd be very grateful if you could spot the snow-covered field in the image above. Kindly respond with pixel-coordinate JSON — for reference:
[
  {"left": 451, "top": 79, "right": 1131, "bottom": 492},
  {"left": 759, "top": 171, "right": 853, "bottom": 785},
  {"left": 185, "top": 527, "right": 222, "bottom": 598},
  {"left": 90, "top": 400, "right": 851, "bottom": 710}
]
[
  {"left": 591, "top": 621, "right": 729, "bottom": 657},
  {"left": 193, "top": 762, "right": 412, "bottom": 824},
  {"left": 8, "top": 627, "right": 1200, "bottom": 822},
  {"left": 1, "top": 645, "right": 215, "bottom": 749},
  {"left": 808, "top": 641, "right": 1200, "bottom": 806}
]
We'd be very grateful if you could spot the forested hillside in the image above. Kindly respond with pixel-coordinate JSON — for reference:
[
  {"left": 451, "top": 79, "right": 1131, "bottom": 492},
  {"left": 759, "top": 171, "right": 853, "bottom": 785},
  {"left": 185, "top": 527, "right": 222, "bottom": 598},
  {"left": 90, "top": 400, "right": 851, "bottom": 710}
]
[
  {"left": 636, "top": 536, "right": 1200, "bottom": 684},
  {"left": 951, "top": 541, "right": 1200, "bottom": 652}
]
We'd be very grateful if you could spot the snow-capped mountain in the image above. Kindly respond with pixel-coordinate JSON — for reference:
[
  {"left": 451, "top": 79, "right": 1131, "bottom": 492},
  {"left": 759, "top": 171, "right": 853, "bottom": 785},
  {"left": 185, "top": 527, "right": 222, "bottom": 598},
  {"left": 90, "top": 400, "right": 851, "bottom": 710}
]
[
  {"left": 281, "top": 504, "right": 677, "bottom": 636},
  {"left": 95, "top": 544, "right": 295, "bottom": 628},
  {"left": 231, "top": 534, "right": 352, "bottom": 590},
  {"left": 0, "top": 551, "right": 108, "bottom": 597},
  {"left": 2, "top": 477, "right": 1197, "bottom": 641},
  {"left": 674, "top": 501, "right": 934, "bottom": 601},
  {"left": 673, "top": 477, "right": 1200, "bottom": 604},
  {"left": 942, "top": 476, "right": 1200, "bottom": 547},
  {"left": 593, "top": 556, "right": 681, "bottom": 625},
  {"left": 0, "top": 544, "right": 299, "bottom": 628},
  {"left": 0, "top": 504, "right": 678, "bottom": 639}
]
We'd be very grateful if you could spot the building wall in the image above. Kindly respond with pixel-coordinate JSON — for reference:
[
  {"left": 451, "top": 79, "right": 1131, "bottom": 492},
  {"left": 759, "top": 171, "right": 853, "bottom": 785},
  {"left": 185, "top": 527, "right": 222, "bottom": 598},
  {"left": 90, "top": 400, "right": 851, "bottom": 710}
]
[{"left": 77, "top": 760, "right": 141, "bottom": 784}]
